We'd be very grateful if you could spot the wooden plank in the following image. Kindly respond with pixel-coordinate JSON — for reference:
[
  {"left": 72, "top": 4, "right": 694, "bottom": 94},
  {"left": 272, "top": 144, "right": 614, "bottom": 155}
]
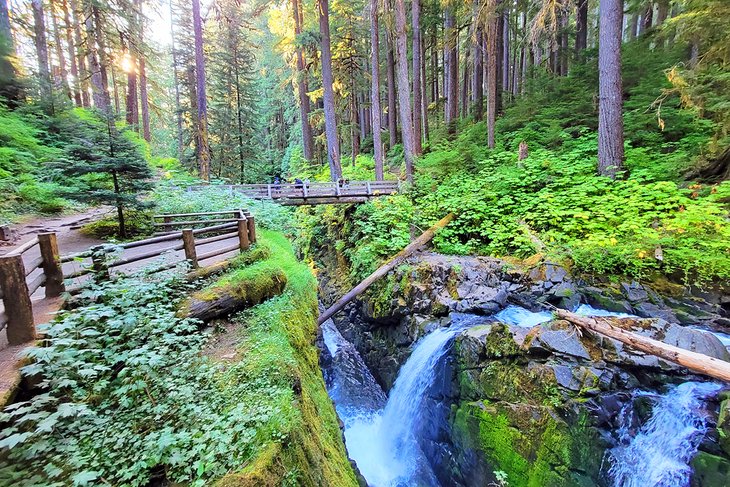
[
  {"left": 109, "top": 243, "right": 184, "bottom": 268},
  {"left": 152, "top": 210, "right": 244, "bottom": 219},
  {"left": 24, "top": 256, "right": 44, "bottom": 276},
  {"left": 237, "top": 220, "right": 250, "bottom": 251},
  {"left": 317, "top": 213, "right": 455, "bottom": 325},
  {"left": 7, "top": 238, "right": 38, "bottom": 257},
  {"left": 195, "top": 231, "right": 239, "bottom": 246},
  {"left": 152, "top": 218, "right": 236, "bottom": 227},
  {"left": 554, "top": 309, "right": 730, "bottom": 383},
  {"left": 27, "top": 273, "right": 46, "bottom": 296},
  {"left": 197, "top": 243, "right": 240, "bottom": 262}
]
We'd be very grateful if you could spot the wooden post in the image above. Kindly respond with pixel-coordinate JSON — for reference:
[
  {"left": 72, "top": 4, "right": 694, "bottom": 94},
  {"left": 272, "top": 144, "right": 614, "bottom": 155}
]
[
  {"left": 0, "top": 255, "right": 36, "bottom": 344},
  {"left": 181, "top": 229, "right": 198, "bottom": 268},
  {"left": 246, "top": 215, "right": 256, "bottom": 243},
  {"left": 267, "top": 185, "right": 272, "bottom": 199},
  {"left": 237, "top": 219, "right": 250, "bottom": 251},
  {"left": 163, "top": 216, "right": 172, "bottom": 233},
  {"left": 91, "top": 246, "right": 110, "bottom": 280},
  {"left": 38, "top": 232, "right": 65, "bottom": 297}
]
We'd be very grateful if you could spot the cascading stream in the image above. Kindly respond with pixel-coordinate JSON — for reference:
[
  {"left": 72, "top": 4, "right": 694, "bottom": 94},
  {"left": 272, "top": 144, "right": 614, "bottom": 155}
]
[
  {"left": 321, "top": 304, "right": 724, "bottom": 487},
  {"left": 605, "top": 381, "right": 722, "bottom": 487}
]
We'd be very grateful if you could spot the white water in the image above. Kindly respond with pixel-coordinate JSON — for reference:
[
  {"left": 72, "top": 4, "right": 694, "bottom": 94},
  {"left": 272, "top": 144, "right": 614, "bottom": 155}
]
[
  {"left": 606, "top": 381, "right": 722, "bottom": 487},
  {"left": 321, "top": 304, "right": 724, "bottom": 487}
]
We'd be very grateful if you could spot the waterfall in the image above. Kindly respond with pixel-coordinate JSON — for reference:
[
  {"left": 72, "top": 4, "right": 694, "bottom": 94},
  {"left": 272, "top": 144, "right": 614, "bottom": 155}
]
[
  {"left": 605, "top": 381, "right": 722, "bottom": 487},
  {"left": 321, "top": 314, "right": 485, "bottom": 486}
]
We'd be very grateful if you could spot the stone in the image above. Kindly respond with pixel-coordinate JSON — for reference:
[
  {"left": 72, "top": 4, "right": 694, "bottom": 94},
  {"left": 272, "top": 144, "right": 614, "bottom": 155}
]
[
  {"left": 662, "top": 324, "right": 730, "bottom": 361},
  {"left": 532, "top": 325, "right": 591, "bottom": 360},
  {"left": 719, "top": 398, "right": 730, "bottom": 457},
  {"left": 690, "top": 451, "right": 730, "bottom": 487},
  {"left": 620, "top": 281, "right": 649, "bottom": 303},
  {"left": 545, "top": 263, "right": 568, "bottom": 283},
  {"left": 633, "top": 301, "right": 678, "bottom": 323}
]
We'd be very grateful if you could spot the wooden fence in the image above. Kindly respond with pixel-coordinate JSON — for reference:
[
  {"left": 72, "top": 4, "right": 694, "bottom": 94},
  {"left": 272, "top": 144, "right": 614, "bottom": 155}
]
[
  {"left": 186, "top": 180, "right": 400, "bottom": 203},
  {"left": 0, "top": 209, "right": 256, "bottom": 347}
]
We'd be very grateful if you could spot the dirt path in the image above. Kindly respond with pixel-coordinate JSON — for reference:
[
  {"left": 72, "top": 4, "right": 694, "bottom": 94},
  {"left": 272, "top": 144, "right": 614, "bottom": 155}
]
[{"left": 0, "top": 206, "right": 110, "bottom": 257}]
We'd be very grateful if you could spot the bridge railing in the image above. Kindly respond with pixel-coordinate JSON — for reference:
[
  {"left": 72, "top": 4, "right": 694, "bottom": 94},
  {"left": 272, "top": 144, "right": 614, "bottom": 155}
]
[
  {"left": 0, "top": 210, "right": 256, "bottom": 348},
  {"left": 186, "top": 180, "right": 400, "bottom": 200}
]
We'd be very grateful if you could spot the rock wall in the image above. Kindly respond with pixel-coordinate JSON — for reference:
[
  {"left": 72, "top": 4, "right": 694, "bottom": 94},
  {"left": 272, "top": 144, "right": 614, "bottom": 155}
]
[{"left": 315, "top": 249, "right": 730, "bottom": 486}]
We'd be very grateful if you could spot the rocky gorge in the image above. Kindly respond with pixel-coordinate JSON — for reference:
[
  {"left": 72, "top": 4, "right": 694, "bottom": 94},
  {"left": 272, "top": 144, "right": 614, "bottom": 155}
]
[{"left": 315, "top": 250, "right": 730, "bottom": 486}]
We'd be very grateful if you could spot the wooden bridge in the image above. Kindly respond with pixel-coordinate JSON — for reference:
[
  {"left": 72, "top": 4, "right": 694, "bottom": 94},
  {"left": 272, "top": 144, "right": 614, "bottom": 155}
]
[{"left": 186, "top": 180, "right": 400, "bottom": 205}]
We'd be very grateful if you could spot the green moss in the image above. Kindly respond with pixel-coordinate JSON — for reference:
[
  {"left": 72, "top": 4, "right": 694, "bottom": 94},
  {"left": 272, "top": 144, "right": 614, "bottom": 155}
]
[
  {"left": 453, "top": 401, "right": 600, "bottom": 487},
  {"left": 213, "top": 230, "right": 358, "bottom": 486}
]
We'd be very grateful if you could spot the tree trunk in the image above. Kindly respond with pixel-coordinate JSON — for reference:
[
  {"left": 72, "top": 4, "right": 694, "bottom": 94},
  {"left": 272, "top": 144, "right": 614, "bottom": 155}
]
[
  {"left": 597, "top": 0, "right": 624, "bottom": 179},
  {"left": 445, "top": 6, "right": 458, "bottom": 129},
  {"left": 125, "top": 45, "right": 139, "bottom": 127},
  {"left": 394, "top": 0, "right": 415, "bottom": 182},
  {"left": 656, "top": 0, "right": 668, "bottom": 25},
  {"left": 31, "top": 0, "right": 52, "bottom": 107},
  {"left": 69, "top": 0, "right": 89, "bottom": 106},
  {"left": 486, "top": 0, "right": 498, "bottom": 148},
  {"left": 502, "top": 11, "right": 509, "bottom": 92},
  {"left": 370, "top": 0, "right": 384, "bottom": 180},
  {"left": 640, "top": 2, "right": 653, "bottom": 34},
  {"left": 292, "top": 0, "right": 314, "bottom": 161},
  {"left": 472, "top": 0, "right": 483, "bottom": 121},
  {"left": 137, "top": 0, "right": 150, "bottom": 142},
  {"left": 576, "top": 0, "right": 589, "bottom": 54},
  {"left": 60, "top": 0, "right": 81, "bottom": 105},
  {"left": 50, "top": 0, "right": 70, "bottom": 99},
  {"left": 169, "top": 0, "right": 183, "bottom": 163},
  {"left": 627, "top": 13, "right": 638, "bottom": 41},
  {"left": 318, "top": 0, "right": 342, "bottom": 181},
  {"left": 461, "top": 41, "right": 470, "bottom": 116},
  {"left": 0, "top": 0, "right": 12, "bottom": 51},
  {"left": 386, "top": 27, "right": 397, "bottom": 148},
  {"left": 192, "top": 0, "right": 210, "bottom": 181},
  {"left": 496, "top": 4, "right": 503, "bottom": 112},
  {"left": 411, "top": 0, "right": 422, "bottom": 154},
  {"left": 560, "top": 10, "right": 569, "bottom": 75},
  {"left": 421, "top": 32, "right": 429, "bottom": 141}
]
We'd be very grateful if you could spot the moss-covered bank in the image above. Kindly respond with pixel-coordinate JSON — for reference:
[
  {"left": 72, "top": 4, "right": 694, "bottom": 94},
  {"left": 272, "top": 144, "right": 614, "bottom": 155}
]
[{"left": 213, "top": 230, "right": 358, "bottom": 486}]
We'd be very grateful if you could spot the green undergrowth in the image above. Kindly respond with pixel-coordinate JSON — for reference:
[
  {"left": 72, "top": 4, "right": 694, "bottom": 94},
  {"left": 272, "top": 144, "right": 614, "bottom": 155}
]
[
  {"left": 295, "top": 43, "right": 730, "bottom": 288},
  {"left": 0, "top": 231, "right": 356, "bottom": 486}
]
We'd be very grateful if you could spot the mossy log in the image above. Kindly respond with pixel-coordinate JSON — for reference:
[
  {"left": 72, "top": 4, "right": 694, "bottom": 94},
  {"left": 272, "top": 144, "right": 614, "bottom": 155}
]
[
  {"left": 185, "top": 243, "right": 272, "bottom": 281},
  {"left": 555, "top": 308, "right": 730, "bottom": 382},
  {"left": 179, "top": 267, "right": 287, "bottom": 322}
]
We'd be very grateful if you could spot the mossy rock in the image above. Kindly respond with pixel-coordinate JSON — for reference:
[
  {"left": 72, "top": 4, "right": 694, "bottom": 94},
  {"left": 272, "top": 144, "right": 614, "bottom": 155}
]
[
  {"left": 691, "top": 451, "right": 730, "bottom": 487},
  {"left": 452, "top": 400, "right": 603, "bottom": 487}
]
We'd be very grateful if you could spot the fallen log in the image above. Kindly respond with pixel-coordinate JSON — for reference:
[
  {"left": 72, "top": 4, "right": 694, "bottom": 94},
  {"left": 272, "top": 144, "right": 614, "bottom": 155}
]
[
  {"left": 317, "top": 213, "right": 455, "bottom": 325},
  {"left": 179, "top": 267, "right": 287, "bottom": 322},
  {"left": 554, "top": 308, "right": 730, "bottom": 383}
]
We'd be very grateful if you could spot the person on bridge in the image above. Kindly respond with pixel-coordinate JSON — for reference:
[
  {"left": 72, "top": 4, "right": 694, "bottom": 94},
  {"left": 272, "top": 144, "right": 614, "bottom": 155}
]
[{"left": 294, "top": 178, "right": 303, "bottom": 190}]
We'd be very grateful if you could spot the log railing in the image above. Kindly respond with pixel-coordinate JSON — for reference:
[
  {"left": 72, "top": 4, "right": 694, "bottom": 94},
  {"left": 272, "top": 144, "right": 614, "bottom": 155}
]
[{"left": 0, "top": 210, "right": 256, "bottom": 347}]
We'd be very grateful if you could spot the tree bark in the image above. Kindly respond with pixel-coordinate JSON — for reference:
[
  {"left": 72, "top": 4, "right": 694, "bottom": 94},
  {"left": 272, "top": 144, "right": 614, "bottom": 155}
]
[
  {"left": 394, "top": 0, "right": 415, "bottom": 182},
  {"left": 386, "top": 26, "right": 397, "bottom": 148},
  {"left": 0, "top": 0, "right": 12, "bottom": 51},
  {"left": 192, "top": 0, "right": 210, "bottom": 181},
  {"left": 50, "top": 0, "right": 70, "bottom": 98},
  {"left": 627, "top": 13, "right": 638, "bottom": 41},
  {"left": 640, "top": 2, "right": 653, "bottom": 34},
  {"left": 60, "top": 0, "right": 81, "bottom": 105},
  {"left": 472, "top": 0, "right": 483, "bottom": 121},
  {"left": 318, "top": 0, "right": 342, "bottom": 181},
  {"left": 421, "top": 31, "right": 429, "bottom": 141},
  {"left": 318, "top": 213, "right": 455, "bottom": 325},
  {"left": 31, "top": 0, "right": 52, "bottom": 107},
  {"left": 597, "top": 0, "right": 624, "bottom": 178},
  {"left": 292, "top": 0, "right": 314, "bottom": 161},
  {"left": 69, "top": 0, "right": 89, "bottom": 106},
  {"left": 411, "top": 0, "right": 422, "bottom": 154},
  {"left": 444, "top": 6, "right": 458, "bottom": 129},
  {"left": 461, "top": 40, "right": 470, "bottom": 116},
  {"left": 576, "top": 0, "right": 589, "bottom": 54},
  {"left": 169, "top": 0, "right": 183, "bottom": 163},
  {"left": 125, "top": 42, "right": 139, "bottom": 127},
  {"left": 370, "top": 0, "right": 384, "bottom": 180},
  {"left": 137, "top": 0, "right": 150, "bottom": 142},
  {"left": 486, "top": 0, "right": 498, "bottom": 148}
]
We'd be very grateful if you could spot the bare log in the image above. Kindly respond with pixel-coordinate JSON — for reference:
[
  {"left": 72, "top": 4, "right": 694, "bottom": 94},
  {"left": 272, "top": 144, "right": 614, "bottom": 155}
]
[
  {"left": 317, "top": 213, "right": 455, "bottom": 325},
  {"left": 554, "top": 309, "right": 730, "bottom": 383}
]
